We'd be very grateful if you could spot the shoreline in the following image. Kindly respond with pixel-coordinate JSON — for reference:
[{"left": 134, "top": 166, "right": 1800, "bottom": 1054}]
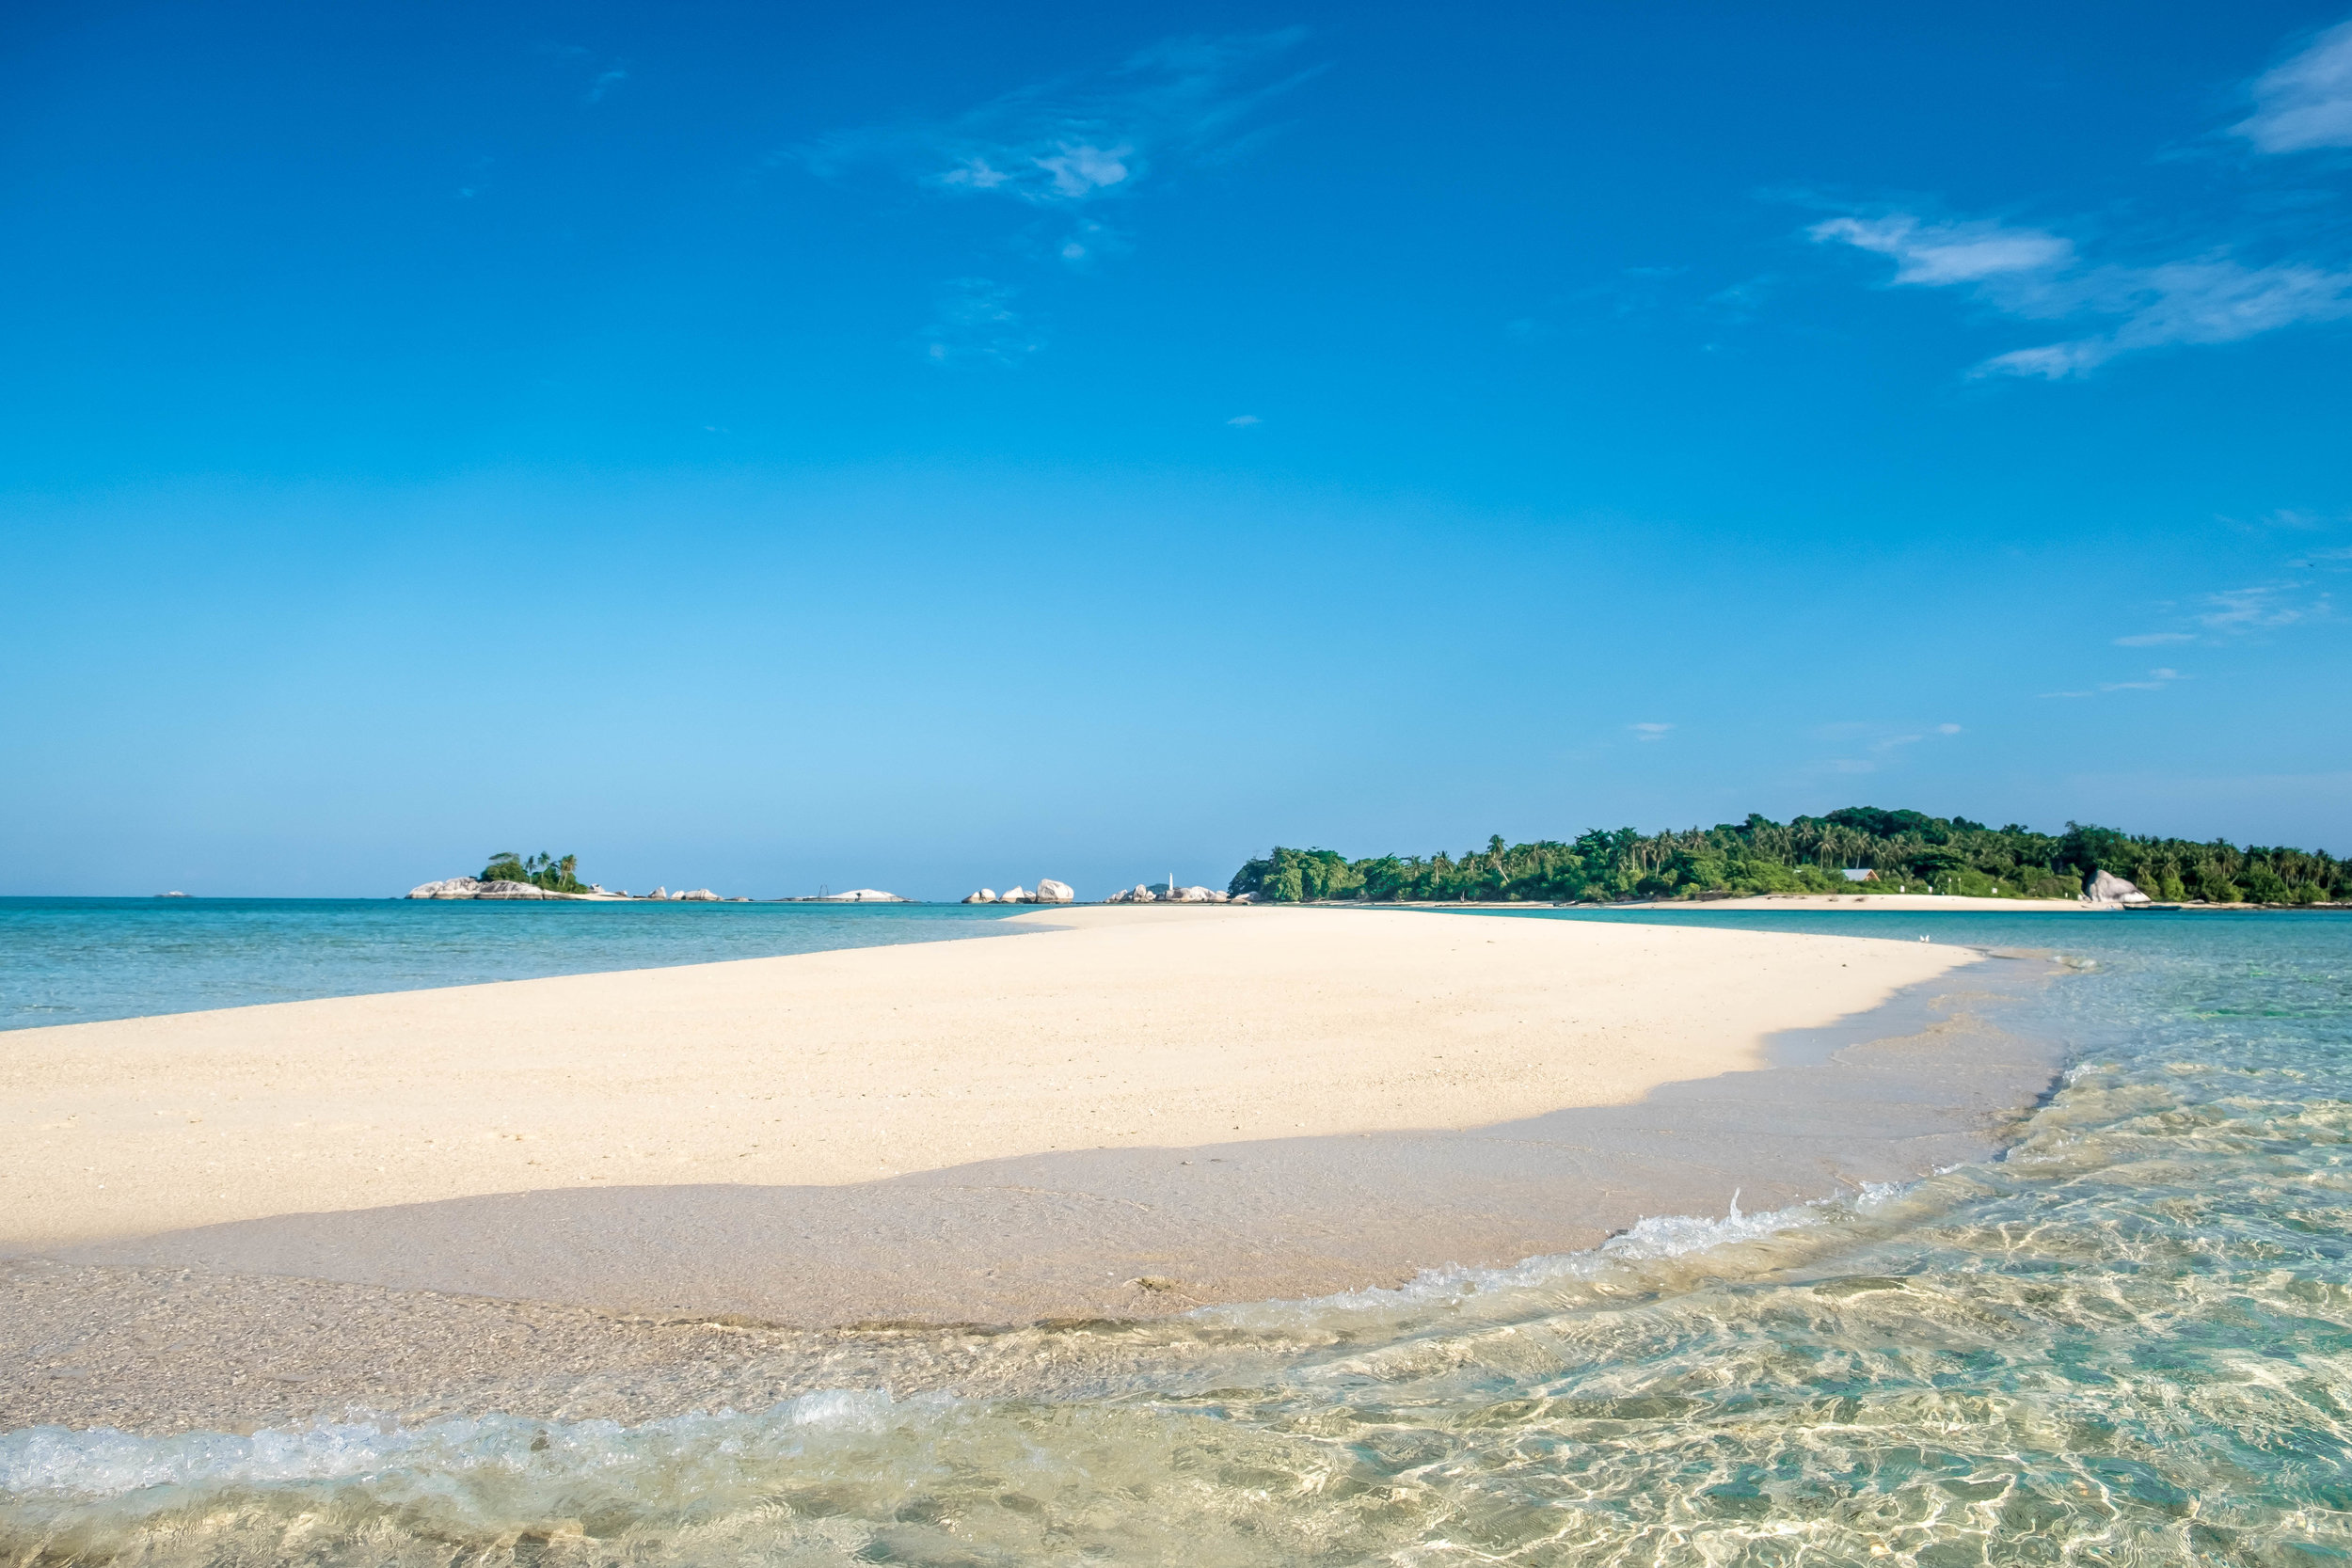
[
  {"left": 1, "top": 905, "right": 1975, "bottom": 1252},
  {"left": 0, "top": 906, "right": 2064, "bottom": 1433},
  {"left": 1, "top": 950, "right": 2068, "bottom": 1434}
]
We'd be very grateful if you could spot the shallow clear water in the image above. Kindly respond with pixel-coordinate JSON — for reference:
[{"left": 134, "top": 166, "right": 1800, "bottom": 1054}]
[
  {"left": 0, "top": 897, "right": 1030, "bottom": 1030},
  {"left": 7, "top": 910, "right": 2352, "bottom": 1564}
]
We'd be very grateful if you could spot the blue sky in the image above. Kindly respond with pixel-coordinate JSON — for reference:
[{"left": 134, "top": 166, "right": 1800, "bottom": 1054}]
[{"left": 4, "top": 1, "right": 2349, "bottom": 897}]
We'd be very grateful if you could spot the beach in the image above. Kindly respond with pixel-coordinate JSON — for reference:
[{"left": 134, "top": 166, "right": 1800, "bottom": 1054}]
[
  {"left": 0, "top": 902, "right": 2080, "bottom": 1436},
  {"left": 14, "top": 903, "right": 2345, "bottom": 1568},
  {"left": 8, "top": 904, "right": 1974, "bottom": 1253}
]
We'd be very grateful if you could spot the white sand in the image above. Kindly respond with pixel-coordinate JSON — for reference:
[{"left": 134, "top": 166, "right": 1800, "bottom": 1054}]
[{"left": 1, "top": 906, "right": 1976, "bottom": 1251}]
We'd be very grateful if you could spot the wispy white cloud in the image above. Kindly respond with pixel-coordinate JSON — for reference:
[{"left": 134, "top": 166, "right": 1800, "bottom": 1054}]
[
  {"left": 1977, "top": 258, "right": 2352, "bottom": 378},
  {"left": 2224, "top": 507, "right": 2337, "bottom": 534},
  {"left": 921, "top": 278, "right": 1039, "bottom": 366},
  {"left": 1809, "top": 719, "right": 1963, "bottom": 772},
  {"left": 2196, "top": 582, "right": 2332, "bottom": 630},
  {"left": 2105, "top": 579, "right": 2335, "bottom": 645},
  {"left": 802, "top": 33, "right": 1312, "bottom": 356},
  {"left": 1629, "top": 722, "right": 1674, "bottom": 741},
  {"left": 1055, "top": 217, "right": 1127, "bottom": 268},
  {"left": 2042, "top": 667, "right": 2186, "bottom": 699},
  {"left": 1808, "top": 16, "right": 2352, "bottom": 377},
  {"left": 453, "top": 155, "right": 492, "bottom": 200},
  {"left": 539, "top": 43, "right": 628, "bottom": 106},
  {"left": 1225, "top": 414, "right": 1261, "bottom": 427},
  {"left": 2233, "top": 18, "right": 2352, "bottom": 152},
  {"left": 1812, "top": 214, "right": 2352, "bottom": 377},
  {"left": 1808, "top": 215, "right": 2074, "bottom": 285},
  {"left": 797, "top": 30, "right": 1314, "bottom": 209}
]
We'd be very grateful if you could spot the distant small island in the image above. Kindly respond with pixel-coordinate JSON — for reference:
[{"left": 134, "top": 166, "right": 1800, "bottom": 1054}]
[
  {"left": 406, "top": 851, "right": 748, "bottom": 902},
  {"left": 1230, "top": 807, "right": 2350, "bottom": 906}
]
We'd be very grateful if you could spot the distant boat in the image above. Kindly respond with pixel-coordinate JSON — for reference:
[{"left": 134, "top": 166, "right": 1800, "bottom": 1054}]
[{"left": 155, "top": 891, "right": 190, "bottom": 898}]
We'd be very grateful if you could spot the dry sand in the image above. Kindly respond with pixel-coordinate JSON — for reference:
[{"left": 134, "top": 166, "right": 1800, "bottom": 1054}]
[{"left": 2, "top": 905, "right": 1975, "bottom": 1253}]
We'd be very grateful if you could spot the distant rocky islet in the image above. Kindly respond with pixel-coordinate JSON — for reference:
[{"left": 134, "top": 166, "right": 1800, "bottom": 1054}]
[
  {"left": 961, "top": 879, "right": 1074, "bottom": 905},
  {"left": 403, "top": 878, "right": 748, "bottom": 903},
  {"left": 406, "top": 872, "right": 1252, "bottom": 906},
  {"left": 1102, "top": 882, "right": 1237, "bottom": 904},
  {"left": 962, "top": 880, "right": 1248, "bottom": 904}
]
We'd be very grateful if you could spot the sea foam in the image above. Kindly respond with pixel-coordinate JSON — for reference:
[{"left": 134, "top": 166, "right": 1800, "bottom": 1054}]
[{"left": 0, "top": 1387, "right": 926, "bottom": 1503}]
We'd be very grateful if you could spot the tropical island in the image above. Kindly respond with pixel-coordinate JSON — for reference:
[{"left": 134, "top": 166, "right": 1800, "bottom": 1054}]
[
  {"left": 406, "top": 852, "right": 743, "bottom": 901},
  {"left": 1229, "top": 806, "right": 2351, "bottom": 906},
  {"left": 479, "top": 850, "right": 587, "bottom": 893}
]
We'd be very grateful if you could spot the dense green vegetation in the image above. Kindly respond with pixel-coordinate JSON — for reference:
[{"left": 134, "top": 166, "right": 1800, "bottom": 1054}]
[
  {"left": 1230, "top": 808, "right": 2350, "bottom": 906},
  {"left": 480, "top": 851, "right": 587, "bottom": 894}
]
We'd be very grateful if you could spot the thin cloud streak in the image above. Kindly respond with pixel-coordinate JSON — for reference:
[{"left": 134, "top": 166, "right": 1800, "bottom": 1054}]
[
  {"left": 1811, "top": 719, "right": 1963, "bottom": 773},
  {"left": 2042, "top": 667, "right": 2186, "bottom": 699},
  {"left": 921, "top": 278, "right": 1039, "bottom": 366},
  {"left": 1811, "top": 214, "right": 2352, "bottom": 378},
  {"left": 1808, "top": 13, "right": 2352, "bottom": 377},
  {"left": 2197, "top": 583, "right": 2332, "bottom": 631},
  {"left": 1808, "top": 215, "right": 2073, "bottom": 285},
  {"left": 1978, "top": 258, "right": 2352, "bottom": 378},
  {"left": 795, "top": 30, "right": 1316, "bottom": 208},
  {"left": 2234, "top": 18, "right": 2352, "bottom": 152},
  {"left": 2105, "top": 581, "right": 2334, "bottom": 646}
]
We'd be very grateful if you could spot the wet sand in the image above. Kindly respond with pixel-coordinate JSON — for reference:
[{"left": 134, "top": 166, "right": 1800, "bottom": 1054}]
[{"left": 0, "top": 917, "right": 2069, "bottom": 1435}]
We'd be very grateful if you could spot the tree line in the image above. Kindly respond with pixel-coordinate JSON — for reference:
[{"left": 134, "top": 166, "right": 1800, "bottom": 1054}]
[
  {"left": 480, "top": 851, "right": 587, "bottom": 894},
  {"left": 1228, "top": 807, "right": 2349, "bottom": 906}
]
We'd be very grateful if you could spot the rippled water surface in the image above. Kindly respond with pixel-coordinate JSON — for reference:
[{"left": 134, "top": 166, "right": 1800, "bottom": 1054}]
[
  {"left": 0, "top": 898, "right": 1031, "bottom": 1029},
  {"left": 7, "top": 909, "right": 2351, "bottom": 1564}
]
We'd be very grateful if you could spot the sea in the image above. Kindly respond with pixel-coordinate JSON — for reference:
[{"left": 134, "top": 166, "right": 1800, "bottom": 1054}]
[
  {"left": 4, "top": 898, "right": 2350, "bottom": 1565},
  {"left": 0, "top": 897, "right": 1037, "bottom": 1032}
]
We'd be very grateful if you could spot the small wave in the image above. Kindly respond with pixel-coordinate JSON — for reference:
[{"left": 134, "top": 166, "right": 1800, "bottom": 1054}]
[
  {"left": 1195, "top": 1187, "right": 1860, "bottom": 1332},
  {"left": 0, "top": 1387, "right": 931, "bottom": 1503}
]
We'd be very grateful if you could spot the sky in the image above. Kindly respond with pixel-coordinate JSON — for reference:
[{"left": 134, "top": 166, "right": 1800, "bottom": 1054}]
[{"left": 3, "top": 0, "right": 2350, "bottom": 898}]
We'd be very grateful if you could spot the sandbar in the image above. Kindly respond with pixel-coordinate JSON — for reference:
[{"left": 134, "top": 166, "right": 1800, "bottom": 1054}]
[
  {"left": 4, "top": 905, "right": 1974, "bottom": 1252},
  {"left": 0, "top": 907, "right": 2081, "bottom": 1432}
]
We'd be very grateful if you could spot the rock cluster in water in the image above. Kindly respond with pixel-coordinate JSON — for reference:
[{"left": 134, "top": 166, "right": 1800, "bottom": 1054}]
[
  {"left": 1104, "top": 883, "right": 1234, "bottom": 904},
  {"left": 405, "top": 878, "right": 605, "bottom": 901},
  {"left": 962, "top": 879, "right": 1075, "bottom": 904},
  {"left": 405, "top": 879, "right": 749, "bottom": 902}
]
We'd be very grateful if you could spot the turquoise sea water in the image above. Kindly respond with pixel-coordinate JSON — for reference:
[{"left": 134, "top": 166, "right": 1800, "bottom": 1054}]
[
  {"left": 7, "top": 907, "right": 2352, "bottom": 1564},
  {"left": 0, "top": 897, "right": 1030, "bottom": 1030}
]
